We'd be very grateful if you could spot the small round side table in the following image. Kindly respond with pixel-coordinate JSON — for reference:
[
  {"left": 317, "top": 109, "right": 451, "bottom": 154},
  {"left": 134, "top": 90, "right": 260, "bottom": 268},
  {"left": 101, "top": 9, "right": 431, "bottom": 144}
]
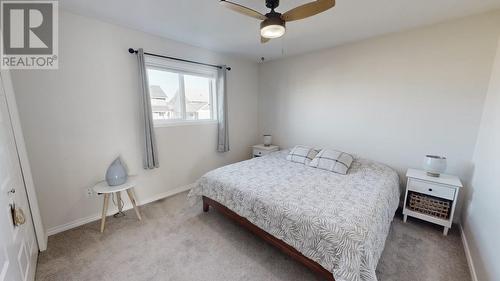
[{"left": 93, "top": 176, "right": 142, "bottom": 233}]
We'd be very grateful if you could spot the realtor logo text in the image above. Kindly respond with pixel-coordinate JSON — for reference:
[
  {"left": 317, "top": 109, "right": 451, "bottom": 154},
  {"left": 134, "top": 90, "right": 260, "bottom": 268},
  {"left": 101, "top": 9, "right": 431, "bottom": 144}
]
[{"left": 1, "top": 1, "right": 59, "bottom": 69}]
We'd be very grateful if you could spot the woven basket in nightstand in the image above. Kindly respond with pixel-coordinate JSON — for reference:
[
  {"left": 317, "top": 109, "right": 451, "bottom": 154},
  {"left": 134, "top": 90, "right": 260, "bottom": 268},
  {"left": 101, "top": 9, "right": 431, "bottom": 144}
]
[{"left": 408, "top": 192, "right": 451, "bottom": 220}]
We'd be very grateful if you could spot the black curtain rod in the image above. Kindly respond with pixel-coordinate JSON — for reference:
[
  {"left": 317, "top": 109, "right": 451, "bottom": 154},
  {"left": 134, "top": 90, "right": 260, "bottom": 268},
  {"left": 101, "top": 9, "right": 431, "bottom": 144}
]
[{"left": 128, "top": 48, "right": 231, "bottom": 71}]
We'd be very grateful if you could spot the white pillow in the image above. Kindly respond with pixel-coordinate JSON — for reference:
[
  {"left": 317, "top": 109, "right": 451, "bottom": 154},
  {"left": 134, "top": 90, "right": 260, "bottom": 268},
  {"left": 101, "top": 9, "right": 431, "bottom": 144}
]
[
  {"left": 286, "top": 145, "right": 319, "bottom": 165},
  {"left": 309, "top": 149, "right": 354, "bottom": 175}
]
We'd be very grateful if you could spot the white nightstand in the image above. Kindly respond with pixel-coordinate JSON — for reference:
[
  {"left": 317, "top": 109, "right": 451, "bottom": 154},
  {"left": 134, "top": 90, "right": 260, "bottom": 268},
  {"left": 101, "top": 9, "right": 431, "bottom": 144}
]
[
  {"left": 403, "top": 169, "right": 462, "bottom": 236},
  {"left": 252, "top": 144, "right": 279, "bottom": 158}
]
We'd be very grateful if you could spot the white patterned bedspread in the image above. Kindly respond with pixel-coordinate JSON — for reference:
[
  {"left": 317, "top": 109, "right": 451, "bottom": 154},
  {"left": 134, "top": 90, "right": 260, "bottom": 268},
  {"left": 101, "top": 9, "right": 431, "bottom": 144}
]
[{"left": 188, "top": 151, "right": 400, "bottom": 281}]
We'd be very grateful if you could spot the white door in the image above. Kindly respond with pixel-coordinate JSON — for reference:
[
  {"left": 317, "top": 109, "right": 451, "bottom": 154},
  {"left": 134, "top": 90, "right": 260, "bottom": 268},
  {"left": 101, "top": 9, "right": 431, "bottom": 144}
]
[{"left": 0, "top": 73, "right": 38, "bottom": 281}]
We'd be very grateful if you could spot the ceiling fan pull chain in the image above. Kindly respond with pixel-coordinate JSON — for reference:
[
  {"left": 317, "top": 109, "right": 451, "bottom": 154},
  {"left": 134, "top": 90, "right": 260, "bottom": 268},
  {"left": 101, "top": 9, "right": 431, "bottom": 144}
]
[{"left": 281, "top": 36, "right": 285, "bottom": 56}]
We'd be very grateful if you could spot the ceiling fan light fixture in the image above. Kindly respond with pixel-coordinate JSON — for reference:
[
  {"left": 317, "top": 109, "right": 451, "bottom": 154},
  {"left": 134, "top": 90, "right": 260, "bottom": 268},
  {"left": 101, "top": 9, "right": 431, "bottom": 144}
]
[
  {"left": 260, "top": 17, "right": 286, "bottom": 39},
  {"left": 220, "top": 0, "right": 335, "bottom": 43}
]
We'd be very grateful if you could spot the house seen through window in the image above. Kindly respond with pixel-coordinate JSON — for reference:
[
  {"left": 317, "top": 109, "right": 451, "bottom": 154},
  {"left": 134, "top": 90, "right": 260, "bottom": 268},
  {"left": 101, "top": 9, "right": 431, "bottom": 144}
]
[{"left": 146, "top": 60, "right": 217, "bottom": 125}]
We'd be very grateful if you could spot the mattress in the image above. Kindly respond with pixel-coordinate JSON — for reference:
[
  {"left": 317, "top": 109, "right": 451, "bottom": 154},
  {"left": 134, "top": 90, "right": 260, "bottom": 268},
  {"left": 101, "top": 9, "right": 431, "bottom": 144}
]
[{"left": 188, "top": 150, "right": 400, "bottom": 281}]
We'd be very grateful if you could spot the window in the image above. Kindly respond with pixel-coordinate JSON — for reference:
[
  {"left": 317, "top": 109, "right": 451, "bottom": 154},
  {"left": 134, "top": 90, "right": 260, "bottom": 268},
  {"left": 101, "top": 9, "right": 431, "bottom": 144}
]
[{"left": 145, "top": 57, "right": 218, "bottom": 126}]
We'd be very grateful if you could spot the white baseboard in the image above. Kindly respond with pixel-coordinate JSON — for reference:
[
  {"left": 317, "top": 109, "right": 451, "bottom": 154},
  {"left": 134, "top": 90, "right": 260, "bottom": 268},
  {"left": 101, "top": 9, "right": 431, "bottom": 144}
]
[
  {"left": 460, "top": 224, "right": 478, "bottom": 281},
  {"left": 46, "top": 184, "right": 193, "bottom": 236}
]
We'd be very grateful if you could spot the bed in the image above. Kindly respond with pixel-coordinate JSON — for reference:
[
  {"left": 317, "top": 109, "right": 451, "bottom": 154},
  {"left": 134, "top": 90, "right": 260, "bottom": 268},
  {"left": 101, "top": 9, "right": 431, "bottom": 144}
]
[{"left": 188, "top": 150, "right": 400, "bottom": 281}]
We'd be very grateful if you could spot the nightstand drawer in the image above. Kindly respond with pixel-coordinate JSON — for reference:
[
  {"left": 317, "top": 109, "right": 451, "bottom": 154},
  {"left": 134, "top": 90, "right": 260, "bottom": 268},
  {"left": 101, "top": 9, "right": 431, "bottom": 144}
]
[
  {"left": 253, "top": 148, "right": 268, "bottom": 157},
  {"left": 252, "top": 145, "right": 279, "bottom": 158},
  {"left": 407, "top": 179, "right": 455, "bottom": 200}
]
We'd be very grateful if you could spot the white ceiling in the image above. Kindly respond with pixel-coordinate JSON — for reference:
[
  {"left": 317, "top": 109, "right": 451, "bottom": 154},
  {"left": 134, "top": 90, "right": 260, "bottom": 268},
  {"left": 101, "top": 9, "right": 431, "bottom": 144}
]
[{"left": 60, "top": 0, "right": 500, "bottom": 61}]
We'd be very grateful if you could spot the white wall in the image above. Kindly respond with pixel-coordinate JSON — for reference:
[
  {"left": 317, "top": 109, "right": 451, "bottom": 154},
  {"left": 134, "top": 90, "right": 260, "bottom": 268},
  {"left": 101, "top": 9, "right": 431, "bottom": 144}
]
[
  {"left": 10, "top": 11, "right": 259, "bottom": 233},
  {"left": 462, "top": 37, "right": 500, "bottom": 281},
  {"left": 258, "top": 11, "right": 500, "bottom": 219}
]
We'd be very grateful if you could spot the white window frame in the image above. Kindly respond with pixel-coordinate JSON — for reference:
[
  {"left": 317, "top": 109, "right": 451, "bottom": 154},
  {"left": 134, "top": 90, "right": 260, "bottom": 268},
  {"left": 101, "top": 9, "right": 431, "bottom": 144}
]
[{"left": 145, "top": 56, "right": 218, "bottom": 127}]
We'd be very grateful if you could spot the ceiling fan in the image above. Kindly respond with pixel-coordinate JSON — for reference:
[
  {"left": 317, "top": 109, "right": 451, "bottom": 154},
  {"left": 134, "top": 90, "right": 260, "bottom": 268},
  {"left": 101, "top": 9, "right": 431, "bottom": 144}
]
[{"left": 219, "top": 0, "right": 335, "bottom": 43}]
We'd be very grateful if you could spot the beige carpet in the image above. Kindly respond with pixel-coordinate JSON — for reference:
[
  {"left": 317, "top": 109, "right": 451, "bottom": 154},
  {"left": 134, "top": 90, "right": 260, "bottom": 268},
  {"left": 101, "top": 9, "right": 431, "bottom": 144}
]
[{"left": 36, "top": 191, "right": 471, "bottom": 281}]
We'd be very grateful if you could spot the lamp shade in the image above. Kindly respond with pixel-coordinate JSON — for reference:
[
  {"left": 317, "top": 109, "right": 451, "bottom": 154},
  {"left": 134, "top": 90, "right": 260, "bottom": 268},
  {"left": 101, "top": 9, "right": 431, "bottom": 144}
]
[
  {"left": 263, "top": 135, "right": 272, "bottom": 146},
  {"left": 423, "top": 155, "right": 447, "bottom": 177}
]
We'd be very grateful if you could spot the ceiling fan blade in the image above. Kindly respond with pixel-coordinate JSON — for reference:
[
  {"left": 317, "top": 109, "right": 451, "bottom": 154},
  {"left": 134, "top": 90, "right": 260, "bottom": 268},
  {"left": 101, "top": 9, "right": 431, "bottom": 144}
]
[
  {"left": 261, "top": 36, "right": 270, "bottom": 44},
  {"left": 282, "top": 0, "right": 335, "bottom": 22},
  {"left": 219, "top": 0, "right": 267, "bottom": 20}
]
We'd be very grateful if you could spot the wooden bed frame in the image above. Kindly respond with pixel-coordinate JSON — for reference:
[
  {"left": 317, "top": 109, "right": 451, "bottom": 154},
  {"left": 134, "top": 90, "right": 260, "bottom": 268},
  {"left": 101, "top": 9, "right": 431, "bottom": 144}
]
[{"left": 202, "top": 196, "right": 335, "bottom": 281}]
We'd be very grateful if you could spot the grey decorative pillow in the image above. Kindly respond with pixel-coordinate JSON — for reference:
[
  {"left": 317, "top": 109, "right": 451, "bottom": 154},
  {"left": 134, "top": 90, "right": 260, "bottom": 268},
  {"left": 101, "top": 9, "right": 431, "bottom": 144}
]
[
  {"left": 309, "top": 149, "right": 354, "bottom": 175},
  {"left": 286, "top": 145, "right": 319, "bottom": 165}
]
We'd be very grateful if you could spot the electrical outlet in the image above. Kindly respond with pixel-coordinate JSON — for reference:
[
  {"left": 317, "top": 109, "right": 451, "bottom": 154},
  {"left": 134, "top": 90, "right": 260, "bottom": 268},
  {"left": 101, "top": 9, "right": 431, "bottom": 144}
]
[{"left": 86, "top": 187, "right": 94, "bottom": 199}]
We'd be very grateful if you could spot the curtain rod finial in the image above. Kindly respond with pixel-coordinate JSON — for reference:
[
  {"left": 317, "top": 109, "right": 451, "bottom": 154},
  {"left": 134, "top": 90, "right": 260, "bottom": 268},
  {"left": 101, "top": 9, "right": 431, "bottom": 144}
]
[{"left": 128, "top": 48, "right": 136, "bottom": 54}]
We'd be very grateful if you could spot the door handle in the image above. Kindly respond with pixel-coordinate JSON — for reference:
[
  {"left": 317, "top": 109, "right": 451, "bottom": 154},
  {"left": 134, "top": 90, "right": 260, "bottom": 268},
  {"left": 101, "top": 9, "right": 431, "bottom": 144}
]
[
  {"left": 7, "top": 188, "right": 15, "bottom": 195},
  {"left": 10, "top": 203, "right": 26, "bottom": 227}
]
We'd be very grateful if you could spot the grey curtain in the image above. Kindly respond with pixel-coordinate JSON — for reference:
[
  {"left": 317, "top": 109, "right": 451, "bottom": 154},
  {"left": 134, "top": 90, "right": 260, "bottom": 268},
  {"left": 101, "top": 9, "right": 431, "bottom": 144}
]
[
  {"left": 217, "top": 66, "right": 230, "bottom": 152},
  {"left": 137, "top": 48, "right": 159, "bottom": 169}
]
